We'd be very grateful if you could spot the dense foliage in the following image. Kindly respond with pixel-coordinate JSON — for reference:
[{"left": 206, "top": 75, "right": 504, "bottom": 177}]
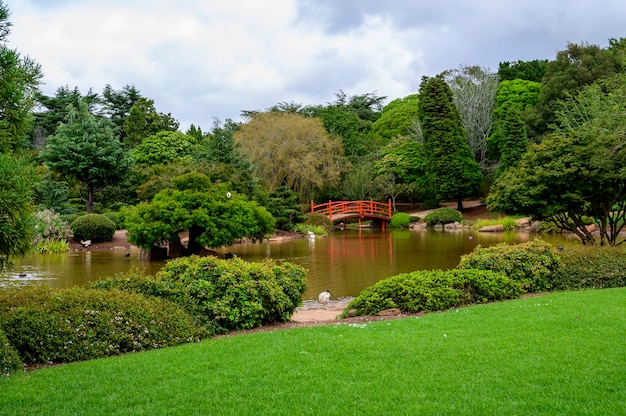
[
  {"left": 122, "top": 172, "right": 274, "bottom": 255},
  {"left": 0, "top": 286, "right": 205, "bottom": 365},
  {"left": 0, "top": 154, "right": 38, "bottom": 270},
  {"left": 345, "top": 269, "right": 521, "bottom": 316},
  {"left": 550, "top": 246, "right": 626, "bottom": 290},
  {"left": 156, "top": 256, "right": 307, "bottom": 333},
  {"left": 457, "top": 239, "right": 562, "bottom": 292},
  {"left": 70, "top": 213, "right": 116, "bottom": 243},
  {"left": 0, "top": 327, "right": 21, "bottom": 377}
]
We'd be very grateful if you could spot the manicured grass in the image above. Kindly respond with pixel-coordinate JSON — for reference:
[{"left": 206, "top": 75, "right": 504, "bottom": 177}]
[{"left": 1, "top": 288, "right": 624, "bottom": 415}]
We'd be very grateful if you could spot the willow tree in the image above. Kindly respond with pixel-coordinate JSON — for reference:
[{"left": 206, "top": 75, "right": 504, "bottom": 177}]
[
  {"left": 418, "top": 75, "right": 483, "bottom": 211},
  {"left": 234, "top": 111, "right": 347, "bottom": 202}
]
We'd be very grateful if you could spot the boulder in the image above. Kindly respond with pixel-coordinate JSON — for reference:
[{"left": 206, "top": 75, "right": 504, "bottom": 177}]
[{"left": 478, "top": 224, "right": 505, "bottom": 233}]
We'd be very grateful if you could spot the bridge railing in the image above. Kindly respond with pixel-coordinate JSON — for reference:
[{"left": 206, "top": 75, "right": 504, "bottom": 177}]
[{"left": 310, "top": 200, "right": 392, "bottom": 221}]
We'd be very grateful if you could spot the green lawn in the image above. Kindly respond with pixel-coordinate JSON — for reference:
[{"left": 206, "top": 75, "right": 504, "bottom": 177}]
[{"left": 1, "top": 288, "right": 624, "bottom": 415}]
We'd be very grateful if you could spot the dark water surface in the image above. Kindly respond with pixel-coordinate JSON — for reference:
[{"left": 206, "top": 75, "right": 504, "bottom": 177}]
[{"left": 1, "top": 229, "right": 575, "bottom": 300}]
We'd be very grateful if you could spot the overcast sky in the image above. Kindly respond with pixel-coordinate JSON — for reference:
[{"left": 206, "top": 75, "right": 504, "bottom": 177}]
[{"left": 7, "top": 0, "right": 625, "bottom": 131}]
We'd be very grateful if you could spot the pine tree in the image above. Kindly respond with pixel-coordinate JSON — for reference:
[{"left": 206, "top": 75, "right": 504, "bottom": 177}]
[{"left": 418, "top": 75, "right": 482, "bottom": 211}]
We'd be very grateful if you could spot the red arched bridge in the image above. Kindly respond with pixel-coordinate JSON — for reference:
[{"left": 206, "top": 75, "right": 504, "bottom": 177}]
[{"left": 310, "top": 200, "right": 392, "bottom": 228}]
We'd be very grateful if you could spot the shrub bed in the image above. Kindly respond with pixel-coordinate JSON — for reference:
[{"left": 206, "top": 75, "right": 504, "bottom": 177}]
[
  {"left": 70, "top": 214, "right": 116, "bottom": 243},
  {"left": 0, "top": 327, "right": 22, "bottom": 377},
  {"left": 344, "top": 269, "right": 521, "bottom": 316},
  {"left": 0, "top": 286, "right": 205, "bottom": 365},
  {"left": 550, "top": 245, "right": 626, "bottom": 290},
  {"left": 156, "top": 256, "right": 307, "bottom": 333},
  {"left": 457, "top": 239, "right": 561, "bottom": 293},
  {"left": 424, "top": 207, "right": 463, "bottom": 226}
]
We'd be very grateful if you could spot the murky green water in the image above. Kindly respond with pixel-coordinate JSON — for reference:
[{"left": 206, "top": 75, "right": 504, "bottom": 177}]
[{"left": 1, "top": 229, "right": 575, "bottom": 300}]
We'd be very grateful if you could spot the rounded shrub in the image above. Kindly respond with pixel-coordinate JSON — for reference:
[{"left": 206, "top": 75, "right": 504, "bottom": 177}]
[
  {"left": 457, "top": 238, "right": 562, "bottom": 293},
  {"left": 157, "top": 256, "right": 307, "bottom": 333},
  {"left": 0, "top": 286, "right": 205, "bottom": 365},
  {"left": 389, "top": 212, "right": 411, "bottom": 228},
  {"left": 345, "top": 269, "right": 521, "bottom": 316},
  {"left": 424, "top": 207, "right": 464, "bottom": 226},
  {"left": 70, "top": 213, "right": 116, "bottom": 243},
  {"left": 0, "top": 327, "right": 22, "bottom": 377}
]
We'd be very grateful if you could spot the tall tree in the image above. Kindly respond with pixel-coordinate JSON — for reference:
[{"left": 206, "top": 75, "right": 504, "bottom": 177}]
[
  {"left": 488, "top": 75, "right": 626, "bottom": 246},
  {"left": 41, "top": 100, "right": 131, "bottom": 213},
  {"left": 537, "top": 41, "right": 622, "bottom": 134},
  {"left": 373, "top": 136, "right": 425, "bottom": 210},
  {"left": 33, "top": 86, "right": 99, "bottom": 149},
  {"left": 495, "top": 102, "right": 528, "bottom": 176},
  {"left": 100, "top": 84, "right": 142, "bottom": 141},
  {"left": 0, "top": 0, "right": 43, "bottom": 151},
  {"left": 0, "top": 153, "right": 38, "bottom": 270},
  {"left": 444, "top": 65, "right": 499, "bottom": 172},
  {"left": 369, "top": 94, "right": 420, "bottom": 147},
  {"left": 497, "top": 59, "right": 548, "bottom": 82},
  {"left": 418, "top": 75, "right": 483, "bottom": 211},
  {"left": 234, "top": 111, "right": 347, "bottom": 203},
  {"left": 122, "top": 97, "right": 179, "bottom": 148}
]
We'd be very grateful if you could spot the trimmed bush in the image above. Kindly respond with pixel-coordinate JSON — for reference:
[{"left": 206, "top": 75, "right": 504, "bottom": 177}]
[
  {"left": 345, "top": 269, "right": 521, "bottom": 316},
  {"left": 0, "top": 286, "right": 205, "bottom": 365},
  {"left": 457, "top": 239, "right": 561, "bottom": 293},
  {"left": 550, "top": 246, "right": 626, "bottom": 290},
  {"left": 70, "top": 214, "right": 116, "bottom": 243},
  {"left": 157, "top": 256, "right": 307, "bottom": 333},
  {"left": 424, "top": 207, "right": 464, "bottom": 226},
  {"left": 0, "top": 327, "right": 22, "bottom": 377},
  {"left": 90, "top": 270, "right": 188, "bottom": 305},
  {"left": 389, "top": 212, "right": 415, "bottom": 228}
]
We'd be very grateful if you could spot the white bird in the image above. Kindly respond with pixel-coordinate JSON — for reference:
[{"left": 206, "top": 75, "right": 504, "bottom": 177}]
[
  {"left": 307, "top": 231, "right": 315, "bottom": 239},
  {"left": 318, "top": 290, "right": 332, "bottom": 305},
  {"left": 80, "top": 240, "right": 92, "bottom": 247}
]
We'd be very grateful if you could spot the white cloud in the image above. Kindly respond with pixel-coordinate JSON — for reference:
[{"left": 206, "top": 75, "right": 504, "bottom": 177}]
[{"left": 7, "top": 0, "right": 626, "bottom": 130}]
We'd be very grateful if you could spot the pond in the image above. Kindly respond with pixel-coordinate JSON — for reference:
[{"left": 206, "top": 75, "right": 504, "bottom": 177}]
[{"left": 1, "top": 229, "right": 576, "bottom": 300}]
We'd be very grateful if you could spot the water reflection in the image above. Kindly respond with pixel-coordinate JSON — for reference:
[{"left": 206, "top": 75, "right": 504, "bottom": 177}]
[{"left": 1, "top": 229, "right": 575, "bottom": 300}]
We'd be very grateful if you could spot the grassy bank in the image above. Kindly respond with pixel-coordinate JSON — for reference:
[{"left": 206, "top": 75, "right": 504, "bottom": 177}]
[{"left": 1, "top": 288, "right": 624, "bottom": 415}]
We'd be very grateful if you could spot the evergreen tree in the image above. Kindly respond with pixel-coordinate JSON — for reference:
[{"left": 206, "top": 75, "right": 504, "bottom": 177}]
[
  {"left": 41, "top": 100, "right": 131, "bottom": 213},
  {"left": 417, "top": 75, "right": 482, "bottom": 211},
  {"left": 496, "top": 102, "right": 528, "bottom": 176},
  {"left": 266, "top": 186, "right": 307, "bottom": 231}
]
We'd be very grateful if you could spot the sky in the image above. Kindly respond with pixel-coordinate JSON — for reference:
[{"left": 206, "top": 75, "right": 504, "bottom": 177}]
[{"left": 6, "top": 0, "right": 626, "bottom": 131}]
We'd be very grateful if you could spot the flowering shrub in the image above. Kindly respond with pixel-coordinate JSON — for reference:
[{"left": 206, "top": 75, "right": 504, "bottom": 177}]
[
  {"left": 32, "top": 209, "right": 73, "bottom": 246},
  {"left": 0, "top": 286, "right": 205, "bottom": 365},
  {"left": 345, "top": 269, "right": 521, "bottom": 316}
]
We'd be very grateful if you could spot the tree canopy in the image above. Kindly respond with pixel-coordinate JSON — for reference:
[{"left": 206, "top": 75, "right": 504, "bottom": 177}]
[
  {"left": 234, "top": 111, "right": 347, "bottom": 202},
  {"left": 488, "top": 75, "right": 626, "bottom": 246},
  {"left": 123, "top": 172, "right": 275, "bottom": 255},
  {"left": 41, "top": 100, "right": 131, "bottom": 213}
]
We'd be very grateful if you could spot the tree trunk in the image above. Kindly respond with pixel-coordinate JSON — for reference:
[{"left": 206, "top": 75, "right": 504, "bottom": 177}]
[
  {"left": 187, "top": 225, "right": 206, "bottom": 255},
  {"left": 457, "top": 198, "right": 464, "bottom": 212},
  {"left": 168, "top": 233, "right": 186, "bottom": 258}
]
